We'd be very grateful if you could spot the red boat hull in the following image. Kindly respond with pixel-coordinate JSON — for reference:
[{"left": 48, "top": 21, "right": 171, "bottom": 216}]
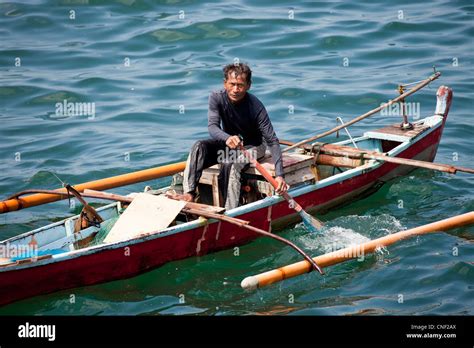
[{"left": 0, "top": 87, "right": 453, "bottom": 306}]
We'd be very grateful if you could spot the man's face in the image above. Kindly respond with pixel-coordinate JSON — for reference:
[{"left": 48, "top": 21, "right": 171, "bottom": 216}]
[{"left": 224, "top": 72, "right": 250, "bottom": 104}]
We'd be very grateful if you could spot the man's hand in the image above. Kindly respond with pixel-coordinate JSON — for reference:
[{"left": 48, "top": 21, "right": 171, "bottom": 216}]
[
  {"left": 275, "top": 176, "right": 289, "bottom": 194},
  {"left": 226, "top": 135, "right": 242, "bottom": 149}
]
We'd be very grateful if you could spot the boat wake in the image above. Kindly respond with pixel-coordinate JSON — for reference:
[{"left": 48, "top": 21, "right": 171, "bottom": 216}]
[
  {"left": 297, "top": 214, "right": 404, "bottom": 253},
  {"left": 299, "top": 226, "right": 371, "bottom": 253}
]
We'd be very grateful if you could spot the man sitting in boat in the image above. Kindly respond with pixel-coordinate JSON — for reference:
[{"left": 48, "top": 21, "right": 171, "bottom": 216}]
[{"left": 168, "top": 62, "right": 288, "bottom": 209}]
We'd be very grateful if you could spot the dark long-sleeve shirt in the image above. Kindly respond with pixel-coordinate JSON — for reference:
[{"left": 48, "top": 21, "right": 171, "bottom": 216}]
[{"left": 208, "top": 90, "right": 284, "bottom": 177}]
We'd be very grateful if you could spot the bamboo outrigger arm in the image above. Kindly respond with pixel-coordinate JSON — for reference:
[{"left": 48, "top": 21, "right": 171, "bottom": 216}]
[
  {"left": 282, "top": 72, "right": 441, "bottom": 153},
  {"left": 184, "top": 208, "right": 324, "bottom": 275},
  {"left": 241, "top": 211, "right": 474, "bottom": 291},
  {"left": 319, "top": 146, "right": 474, "bottom": 174},
  {"left": 280, "top": 140, "right": 474, "bottom": 175},
  {"left": 0, "top": 161, "right": 186, "bottom": 214}
]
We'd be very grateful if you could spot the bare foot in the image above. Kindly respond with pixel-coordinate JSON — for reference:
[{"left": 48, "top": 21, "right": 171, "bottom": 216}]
[{"left": 165, "top": 191, "right": 194, "bottom": 202}]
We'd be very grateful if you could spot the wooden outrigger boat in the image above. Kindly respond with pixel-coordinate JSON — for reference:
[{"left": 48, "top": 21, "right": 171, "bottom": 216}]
[{"left": 0, "top": 79, "right": 467, "bottom": 307}]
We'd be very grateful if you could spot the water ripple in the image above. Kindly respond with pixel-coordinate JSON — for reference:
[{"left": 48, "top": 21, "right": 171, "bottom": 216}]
[{"left": 0, "top": 0, "right": 472, "bottom": 316}]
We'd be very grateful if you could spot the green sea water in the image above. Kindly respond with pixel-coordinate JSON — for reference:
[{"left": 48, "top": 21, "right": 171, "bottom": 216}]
[{"left": 0, "top": 0, "right": 473, "bottom": 316}]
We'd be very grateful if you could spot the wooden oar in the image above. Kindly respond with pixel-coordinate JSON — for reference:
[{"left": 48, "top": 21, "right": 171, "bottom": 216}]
[
  {"left": 238, "top": 144, "right": 324, "bottom": 232},
  {"left": 282, "top": 72, "right": 441, "bottom": 153},
  {"left": 0, "top": 161, "right": 186, "bottom": 214},
  {"left": 241, "top": 211, "right": 474, "bottom": 290}
]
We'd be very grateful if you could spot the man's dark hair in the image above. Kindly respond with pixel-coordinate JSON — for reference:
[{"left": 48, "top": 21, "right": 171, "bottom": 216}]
[{"left": 223, "top": 62, "right": 252, "bottom": 84}]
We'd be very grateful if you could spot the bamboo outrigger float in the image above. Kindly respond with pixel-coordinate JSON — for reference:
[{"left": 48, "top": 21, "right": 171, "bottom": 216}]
[
  {"left": 0, "top": 75, "right": 472, "bottom": 306},
  {"left": 241, "top": 212, "right": 474, "bottom": 290}
]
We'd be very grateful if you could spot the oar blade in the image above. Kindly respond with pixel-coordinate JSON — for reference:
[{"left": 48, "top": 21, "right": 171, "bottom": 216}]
[{"left": 299, "top": 210, "right": 324, "bottom": 232}]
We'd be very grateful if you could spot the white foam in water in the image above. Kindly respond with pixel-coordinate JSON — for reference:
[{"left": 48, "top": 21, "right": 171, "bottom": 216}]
[
  {"left": 301, "top": 226, "right": 371, "bottom": 252},
  {"left": 329, "top": 214, "right": 404, "bottom": 238},
  {"left": 298, "top": 214, "right": 404, "bottom": 253}
]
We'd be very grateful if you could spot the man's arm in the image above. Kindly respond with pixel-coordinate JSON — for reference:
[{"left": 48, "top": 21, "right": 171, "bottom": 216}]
[
  {"left": 256, "top": 107, "right": 284, "bottom": 178},
  {"left": 208, "top": 92, "right": 231, "bottom": 142}
]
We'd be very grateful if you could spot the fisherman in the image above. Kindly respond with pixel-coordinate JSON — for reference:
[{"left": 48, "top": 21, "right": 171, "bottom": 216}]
[{"left": 168, "top": 62, "right": 288, "bottom": 209}]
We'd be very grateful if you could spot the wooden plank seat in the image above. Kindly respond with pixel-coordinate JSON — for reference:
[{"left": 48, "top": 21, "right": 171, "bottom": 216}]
[{"left": 199, "top": 152, "right": 317, "bottom": 206}]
